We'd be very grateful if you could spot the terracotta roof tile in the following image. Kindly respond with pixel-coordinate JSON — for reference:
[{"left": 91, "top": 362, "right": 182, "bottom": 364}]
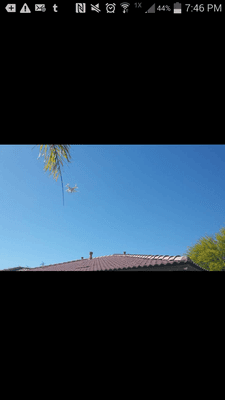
[{"left": 28, "top": 254, "right": 206, "bottom": 271}]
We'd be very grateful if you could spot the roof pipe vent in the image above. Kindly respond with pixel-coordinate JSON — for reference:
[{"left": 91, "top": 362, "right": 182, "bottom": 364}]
[
  {"left": 89, "top": 252, "right": 93, "bottom": 260},
  {"left": 123, "top": 251, "right": 126, "bottom": 255}
]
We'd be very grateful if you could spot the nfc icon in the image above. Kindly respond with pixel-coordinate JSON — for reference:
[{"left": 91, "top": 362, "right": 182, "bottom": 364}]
[{"left": 75, "top": 3, "right": 86, "bottom": 13}]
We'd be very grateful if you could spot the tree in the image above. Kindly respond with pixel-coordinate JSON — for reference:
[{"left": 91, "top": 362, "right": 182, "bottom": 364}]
[
  {"left": 37, "top": 144, "right": 71, "bottom": 178},
  {"left": 185, "top": 227, "right": 225, "bottom": 271},
  {"left": 34, "top": 144, "right": 78, "bottom": 205}
]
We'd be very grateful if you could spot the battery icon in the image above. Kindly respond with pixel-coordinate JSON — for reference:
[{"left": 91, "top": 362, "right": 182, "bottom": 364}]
[{"left": 173, "top": 2, "right": 182, "bottom": 13}]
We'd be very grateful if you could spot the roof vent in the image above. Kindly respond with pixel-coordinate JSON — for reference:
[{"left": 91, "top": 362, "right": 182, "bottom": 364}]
[
  {"left": 81, "top": 257, "right": 84, "bottom": 260},
  {"left": 123, "top": 251, "right": 126, "bottom": 255},
  {"left": 89, "top": 252, "right": 93, "bottom": 260}
]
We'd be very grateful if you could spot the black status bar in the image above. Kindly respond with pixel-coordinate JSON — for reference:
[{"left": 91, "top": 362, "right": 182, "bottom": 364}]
[{"left": 3, "top": 2, "right": 223, "bottom": 14}]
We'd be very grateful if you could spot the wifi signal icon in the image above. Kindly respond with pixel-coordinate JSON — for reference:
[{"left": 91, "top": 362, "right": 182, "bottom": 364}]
[{"left": 120, "top": 2, "right": 130, "bottom": 13}]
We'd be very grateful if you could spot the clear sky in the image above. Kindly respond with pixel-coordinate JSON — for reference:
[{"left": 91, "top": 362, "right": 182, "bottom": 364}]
[{"left": 0, "top": 144, "right": 225, "bottom": 270}]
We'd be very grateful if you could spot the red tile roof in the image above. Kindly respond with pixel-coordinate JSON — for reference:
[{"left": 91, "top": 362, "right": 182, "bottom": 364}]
[{"left": 29, "top": 254, "right": 206, "bottom": 271}]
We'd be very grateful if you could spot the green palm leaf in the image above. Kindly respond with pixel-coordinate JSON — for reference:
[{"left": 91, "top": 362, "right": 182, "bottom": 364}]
[{"left": 36, "top": 144, "right": 72, "bottom": 205}]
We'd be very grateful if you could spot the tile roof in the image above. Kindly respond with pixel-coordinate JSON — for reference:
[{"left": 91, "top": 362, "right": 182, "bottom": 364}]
[
  {"left": 1, "top": 267, "right": 30, "bottom": 271},
  {"left": 28, "top": 254, "right": 206, "bottom": 271}
]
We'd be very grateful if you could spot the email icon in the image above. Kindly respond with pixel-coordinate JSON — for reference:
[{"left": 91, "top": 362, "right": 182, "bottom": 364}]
[{"left": 35, "top": 4, "right": 46, "bottom": 11}]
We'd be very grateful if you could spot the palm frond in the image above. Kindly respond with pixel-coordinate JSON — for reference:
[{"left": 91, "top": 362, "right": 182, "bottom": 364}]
[{"left": 37, "top": 144, "right": 72, "bottom": 205}]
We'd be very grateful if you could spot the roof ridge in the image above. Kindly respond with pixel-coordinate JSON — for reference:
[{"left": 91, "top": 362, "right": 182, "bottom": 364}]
[
  {"left": 31, "top": 258, "right": 89, "bottom": 270},
  {"left": 113, "top": 254, "right": 186, "bottom": 260},
  {"left": 185, "top": 256, "right": 209, "bottom": 271},
  {"left": 30, "top": 253, "right": 207, "bottom": 271}
]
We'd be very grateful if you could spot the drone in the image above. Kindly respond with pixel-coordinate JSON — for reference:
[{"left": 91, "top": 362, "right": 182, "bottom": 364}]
[{"left": 65, "top": 184, "right": 79, "bottom": 193}]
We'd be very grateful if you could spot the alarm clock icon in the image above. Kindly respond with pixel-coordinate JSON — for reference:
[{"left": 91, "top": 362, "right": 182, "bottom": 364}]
[{"left": 106, "top": 3, "right": 116, "bottom": 13}]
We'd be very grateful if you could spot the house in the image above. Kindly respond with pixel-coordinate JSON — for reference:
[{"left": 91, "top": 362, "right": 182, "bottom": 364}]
[
  {"left": 27, "top": 252, "right": 206, "bottom": 271},
  {"left": 1, "top": 266, "right": 30, "bottom": 271}
]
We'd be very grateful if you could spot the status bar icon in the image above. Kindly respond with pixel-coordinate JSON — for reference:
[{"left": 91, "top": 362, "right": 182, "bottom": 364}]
[
  {"left": 6, "top": 4, "right": 16, "bottom": 12},
  {"left": 173, "top": 2, "right": 182, "bottom": 13},
  {"left": 120, "top": 2, "right": 130, "bottom": 13},
  {"left": 75, "top": 3, "right": 86, "bottom": 13},
  {"left": 90, "top": 4, "right": 101, "bottom": 12},
  {"left": 145, "top": 3, "right": 155, "bottom": 13},
  {"left": 20, "top": 3, "right": 31, "bottom": 13}
]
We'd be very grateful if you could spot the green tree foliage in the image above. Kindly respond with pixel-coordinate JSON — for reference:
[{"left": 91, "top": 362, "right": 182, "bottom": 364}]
[
  {"left": 35, "top": 144, "right": 73, "bottom": 205},
  {"left": 185, "top": 227, "right": 225, "bottom": 271},
  {"left": 38, "top": 144, "right": 72, "bottom": 180}
]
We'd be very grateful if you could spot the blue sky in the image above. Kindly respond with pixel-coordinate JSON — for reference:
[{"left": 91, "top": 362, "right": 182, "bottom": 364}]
[{"left": 0, "top": 144, "right": 225, "bottom": 270}]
